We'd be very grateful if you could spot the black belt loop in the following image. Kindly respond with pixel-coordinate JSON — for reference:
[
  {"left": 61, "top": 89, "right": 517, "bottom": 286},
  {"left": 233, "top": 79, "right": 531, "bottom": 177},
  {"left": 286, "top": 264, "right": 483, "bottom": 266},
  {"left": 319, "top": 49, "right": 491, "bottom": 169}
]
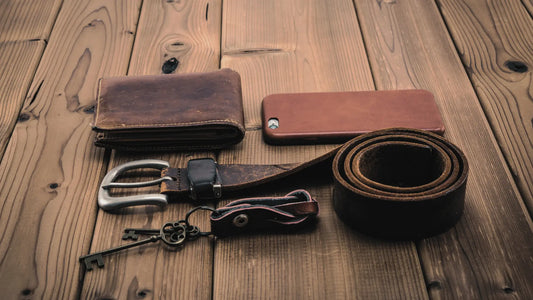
[{"left": 187, "top": 158, "right": 222, "bottom": 200}]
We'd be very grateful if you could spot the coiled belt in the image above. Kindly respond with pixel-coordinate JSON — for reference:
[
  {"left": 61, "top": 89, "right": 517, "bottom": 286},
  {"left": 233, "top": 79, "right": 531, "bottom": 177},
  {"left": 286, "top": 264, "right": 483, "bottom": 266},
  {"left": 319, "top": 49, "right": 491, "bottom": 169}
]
[
  {"left": 332, "top": 128, "right": 468, "bottom": 239},
  {"left": 99, "top": 128, "right": 468, "bottom": 239}
]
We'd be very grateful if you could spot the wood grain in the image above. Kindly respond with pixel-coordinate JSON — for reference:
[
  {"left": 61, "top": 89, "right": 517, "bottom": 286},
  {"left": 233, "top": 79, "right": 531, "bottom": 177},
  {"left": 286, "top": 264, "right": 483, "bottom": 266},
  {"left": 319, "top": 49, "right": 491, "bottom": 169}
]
[
  {"left": 129, "top": 0, "right": 221, "bottom": 75},
  {"left": 0, "top": 0, "right": 530, "bottom": 298},
  {"left": 355, "top": 0, "right": 533, "bottom": 298},
  {"left": 0, "top": 0, "right": 140, "bottom": 298},
  {"left": 437, "top": 0, "right": 533, "bottom": 216},
  {"left": 0, "top": 41, "right": 45, "bottom": 161},
  {"left": 0, "top": 0, "right": 63, "bottom": 42},
  {"left": 521, "top": 0, "right": 533, "bottom": 14},
  {"left": 216, "top": 0, "right": 428, "bottom": 298},
  {"left": 80, "top": 1, "right": 222, "bottom": 299}
]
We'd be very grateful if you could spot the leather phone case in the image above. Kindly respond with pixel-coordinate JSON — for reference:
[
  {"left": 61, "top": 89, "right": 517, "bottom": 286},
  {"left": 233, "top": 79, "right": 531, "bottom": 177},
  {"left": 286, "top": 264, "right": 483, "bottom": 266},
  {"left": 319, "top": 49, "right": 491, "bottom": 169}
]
[
  {"left": 93, "top": 68, "right": 245, "bottom": 151},
  {"left": 261, "top": 89, "right": 445, "bottom": 144}
]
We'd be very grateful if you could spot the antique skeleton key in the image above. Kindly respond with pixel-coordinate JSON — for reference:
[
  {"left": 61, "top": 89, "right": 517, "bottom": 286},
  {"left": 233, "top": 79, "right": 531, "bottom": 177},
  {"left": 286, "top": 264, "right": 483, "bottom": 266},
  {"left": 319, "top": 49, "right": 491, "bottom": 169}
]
[{"left": 80, "top": 221, "right": 187, "bottom": 271}]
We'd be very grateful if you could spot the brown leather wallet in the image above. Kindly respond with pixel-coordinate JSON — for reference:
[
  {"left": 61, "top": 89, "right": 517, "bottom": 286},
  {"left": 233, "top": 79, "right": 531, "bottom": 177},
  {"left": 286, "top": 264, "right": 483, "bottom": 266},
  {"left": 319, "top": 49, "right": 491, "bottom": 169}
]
[{"left": 92, "top": 69, "right": 245, "bottom": 151}]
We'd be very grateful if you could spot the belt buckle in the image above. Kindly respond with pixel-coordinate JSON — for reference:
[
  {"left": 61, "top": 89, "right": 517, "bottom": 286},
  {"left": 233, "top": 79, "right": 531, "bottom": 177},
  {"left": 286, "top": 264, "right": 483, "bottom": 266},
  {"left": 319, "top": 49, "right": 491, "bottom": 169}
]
[{"left": 98, "top": 159, "right": 173, "bottom": 211}]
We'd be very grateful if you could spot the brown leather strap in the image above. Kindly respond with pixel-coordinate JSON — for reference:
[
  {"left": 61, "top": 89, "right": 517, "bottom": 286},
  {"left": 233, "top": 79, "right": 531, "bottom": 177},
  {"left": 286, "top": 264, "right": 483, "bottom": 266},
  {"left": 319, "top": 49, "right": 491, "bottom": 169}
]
[
  {"left": 160, "top": 153, "right": 335, "bottom": 197},
  {"left": 332, "top": 128, "right": 468, "bottom": 239},
  {"left": 160, "top": 128, "right": 468, "bottom": 239}
]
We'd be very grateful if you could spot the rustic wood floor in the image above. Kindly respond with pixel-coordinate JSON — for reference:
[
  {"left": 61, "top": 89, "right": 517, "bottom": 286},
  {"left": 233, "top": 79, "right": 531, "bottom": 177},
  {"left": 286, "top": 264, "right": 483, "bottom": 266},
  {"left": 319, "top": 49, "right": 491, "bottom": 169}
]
[{"left": 0, "top": 0, "right": 532, "bottom": 299}]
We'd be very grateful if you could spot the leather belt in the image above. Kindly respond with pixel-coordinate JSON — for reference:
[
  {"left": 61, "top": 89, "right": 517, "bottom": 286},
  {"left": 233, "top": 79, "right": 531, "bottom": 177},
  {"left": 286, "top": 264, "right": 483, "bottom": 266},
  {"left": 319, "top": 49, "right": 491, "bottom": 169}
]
[
  {"left": 99, "top": 128, "right": 468, "bottom": 239},
  {"left": 332, "top": 128, "right": 468, "bottom": 239}
]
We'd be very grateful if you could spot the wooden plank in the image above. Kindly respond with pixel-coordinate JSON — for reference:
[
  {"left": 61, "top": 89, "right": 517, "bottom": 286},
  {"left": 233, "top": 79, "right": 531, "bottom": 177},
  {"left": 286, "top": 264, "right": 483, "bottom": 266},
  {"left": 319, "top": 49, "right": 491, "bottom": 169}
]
[
  {"left": 0, "top": 0, "right": 63, "bottom": 42},
  {"left": 0, "top": 0, "right": 140, "bottom": 299},
  {"left": 0, "top": 41, "right": 45, "bottom": 161},
  {"left": 80, "top": 1, "right": 221, "bottom": 299},
  {"left": 437, "top": 0, "right": 533, "bottom": 217},
  {"left": 128, "top": 0, "right": 221, "bottom": 75},
  {"left": 215, "top": 1, "right": 429, "bottom": 299},
  {"left": 354, "top": 0, "right": 533, "bottom": 298}
]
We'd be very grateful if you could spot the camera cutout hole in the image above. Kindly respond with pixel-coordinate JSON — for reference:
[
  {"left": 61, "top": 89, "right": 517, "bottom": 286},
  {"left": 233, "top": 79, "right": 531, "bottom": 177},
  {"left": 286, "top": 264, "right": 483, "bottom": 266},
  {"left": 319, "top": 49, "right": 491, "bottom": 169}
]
[{"left": 268, "top": 118, "right": 279, "bottom": 129}]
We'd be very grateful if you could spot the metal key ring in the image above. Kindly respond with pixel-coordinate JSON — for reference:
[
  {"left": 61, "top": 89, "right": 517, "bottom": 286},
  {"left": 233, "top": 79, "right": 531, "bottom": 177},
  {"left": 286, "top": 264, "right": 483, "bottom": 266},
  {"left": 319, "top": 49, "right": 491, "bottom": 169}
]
[
  {"left": 184, "top": 206, "right": 216, "bottom": 236},
  {"left": 160, "top": 222, "right": 186, "bottom": 246},
  {"left": 185, "top": 206, "right": 216, "bottom": 226}
]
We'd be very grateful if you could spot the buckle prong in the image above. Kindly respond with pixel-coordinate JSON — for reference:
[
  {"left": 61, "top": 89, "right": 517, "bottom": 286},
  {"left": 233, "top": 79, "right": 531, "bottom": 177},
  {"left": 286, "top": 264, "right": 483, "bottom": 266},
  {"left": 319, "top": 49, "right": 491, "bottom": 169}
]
[{"left": 102, "top": 176, "right": 173, "bottom": 189}]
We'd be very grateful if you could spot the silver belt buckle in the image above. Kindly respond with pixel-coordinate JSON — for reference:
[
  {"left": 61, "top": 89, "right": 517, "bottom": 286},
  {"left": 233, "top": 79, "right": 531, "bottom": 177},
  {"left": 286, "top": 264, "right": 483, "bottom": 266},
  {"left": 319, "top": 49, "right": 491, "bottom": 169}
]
[{"left": 98, "top": 159, "right": 173, "bottom": 211}]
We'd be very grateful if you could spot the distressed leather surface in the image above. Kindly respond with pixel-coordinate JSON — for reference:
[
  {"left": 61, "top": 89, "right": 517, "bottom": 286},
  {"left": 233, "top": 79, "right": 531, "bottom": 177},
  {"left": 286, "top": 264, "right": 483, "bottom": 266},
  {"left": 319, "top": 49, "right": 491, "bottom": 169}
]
[
  {"left": 332, "top": 128, "right": 468, "bottom": 239},
  {"left": 92, "top": 68, "right": 245, "bottom": 151}
]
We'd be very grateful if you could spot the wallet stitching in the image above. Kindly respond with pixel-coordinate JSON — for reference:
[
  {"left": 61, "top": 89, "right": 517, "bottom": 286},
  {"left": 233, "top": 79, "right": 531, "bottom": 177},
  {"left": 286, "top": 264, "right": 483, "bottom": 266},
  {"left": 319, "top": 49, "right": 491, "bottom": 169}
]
[
  {"left": 96, "top": 119, "right": 246, "bottom": 131},
  {"left": 94, "top": 141, "right": 236, "bottom": 151}
]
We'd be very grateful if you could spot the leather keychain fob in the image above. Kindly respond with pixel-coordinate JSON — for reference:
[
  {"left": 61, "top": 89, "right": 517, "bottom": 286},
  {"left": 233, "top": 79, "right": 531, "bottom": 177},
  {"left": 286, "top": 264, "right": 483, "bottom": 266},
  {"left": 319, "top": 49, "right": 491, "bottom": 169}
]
[
  {"left": 81, "top": 190, "right": 319, "bottom": 271},
  {"left": 210, "top": 189, "right": 319, "bottom": 237}
]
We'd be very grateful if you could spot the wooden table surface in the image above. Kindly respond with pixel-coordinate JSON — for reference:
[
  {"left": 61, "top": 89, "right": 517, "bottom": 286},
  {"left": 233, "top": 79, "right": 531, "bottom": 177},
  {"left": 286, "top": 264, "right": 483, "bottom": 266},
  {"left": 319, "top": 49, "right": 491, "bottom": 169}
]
[{"left": 1, "top": 0, "right": 532, "bottom": 299}]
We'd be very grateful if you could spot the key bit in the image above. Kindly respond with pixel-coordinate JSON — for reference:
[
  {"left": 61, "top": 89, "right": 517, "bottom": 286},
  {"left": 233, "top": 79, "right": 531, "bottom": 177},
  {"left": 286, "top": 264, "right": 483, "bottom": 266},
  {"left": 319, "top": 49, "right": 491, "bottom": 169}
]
[{"left": 80, "top": 235, "right": 161, "bottom": 271}]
